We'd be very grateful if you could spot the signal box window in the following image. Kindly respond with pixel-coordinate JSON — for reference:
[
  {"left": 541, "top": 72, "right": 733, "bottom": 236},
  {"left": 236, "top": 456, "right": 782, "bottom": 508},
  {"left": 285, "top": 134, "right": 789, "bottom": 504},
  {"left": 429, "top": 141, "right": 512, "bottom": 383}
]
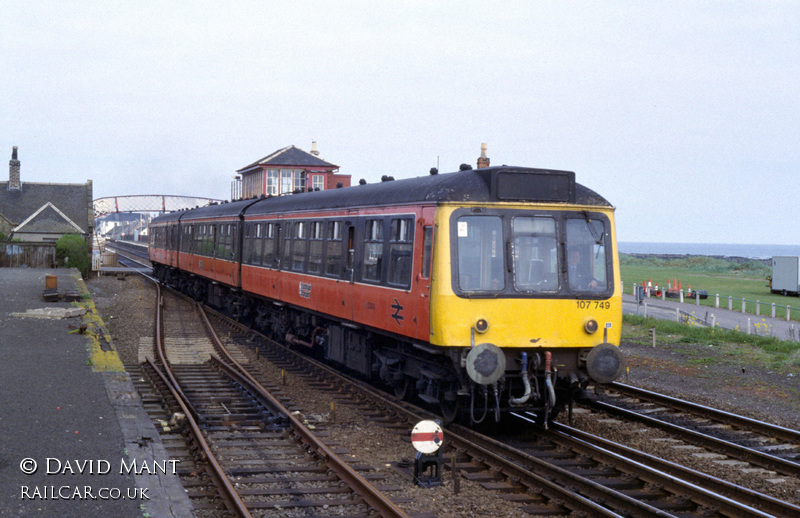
[
  {"left": 512, "top": 217, "right": 558, "bottom": 293},
  {"left": 362, "top": 219, "right": 384, "bottom": 282},
  {"left": 267, "top": 170, "right": 279, "bottom": 195},
  {"left": 456, "top": 216, "right": 504, "bottom": 292},
  {"left": 388, "top": 218, "right": 413, "bottom": 287}
]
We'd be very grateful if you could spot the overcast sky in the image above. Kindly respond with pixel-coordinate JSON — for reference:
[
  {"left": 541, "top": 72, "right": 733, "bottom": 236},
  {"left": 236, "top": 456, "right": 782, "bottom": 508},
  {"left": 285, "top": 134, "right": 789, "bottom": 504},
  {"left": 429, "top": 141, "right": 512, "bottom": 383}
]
[{"left": 2, "top": 2, "right": 798, "bottom": 245}]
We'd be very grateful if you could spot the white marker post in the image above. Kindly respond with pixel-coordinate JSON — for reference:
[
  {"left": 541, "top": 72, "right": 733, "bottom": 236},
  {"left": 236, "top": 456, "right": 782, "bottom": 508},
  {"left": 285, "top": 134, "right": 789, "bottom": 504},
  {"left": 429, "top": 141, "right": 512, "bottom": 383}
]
[{"left": 411, "top": 420, "right": 444, "bottom": 487}]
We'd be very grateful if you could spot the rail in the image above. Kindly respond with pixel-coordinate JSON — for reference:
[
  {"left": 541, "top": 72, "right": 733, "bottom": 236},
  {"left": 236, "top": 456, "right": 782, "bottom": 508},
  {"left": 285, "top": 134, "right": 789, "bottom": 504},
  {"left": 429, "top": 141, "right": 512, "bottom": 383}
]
[
  {"left": 196, "top": 303, "right": 410, "bottom": 518},
  {"left": 151, "top": 283, "right": 253, "bottom": 518}
]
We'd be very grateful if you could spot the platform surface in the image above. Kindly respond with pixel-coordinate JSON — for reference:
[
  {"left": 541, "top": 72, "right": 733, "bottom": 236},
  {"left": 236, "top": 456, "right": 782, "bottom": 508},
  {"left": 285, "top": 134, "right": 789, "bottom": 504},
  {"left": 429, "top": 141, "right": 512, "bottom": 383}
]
[{"left": 0, "top": 268, "right": 193, "bottom": 517}]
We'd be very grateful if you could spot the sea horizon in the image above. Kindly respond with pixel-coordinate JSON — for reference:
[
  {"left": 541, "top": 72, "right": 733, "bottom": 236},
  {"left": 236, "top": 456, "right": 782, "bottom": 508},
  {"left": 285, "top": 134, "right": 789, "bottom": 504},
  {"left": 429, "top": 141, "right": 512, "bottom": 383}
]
[{"left": 618, "top": 241, "right": 800, "bottom": 260}]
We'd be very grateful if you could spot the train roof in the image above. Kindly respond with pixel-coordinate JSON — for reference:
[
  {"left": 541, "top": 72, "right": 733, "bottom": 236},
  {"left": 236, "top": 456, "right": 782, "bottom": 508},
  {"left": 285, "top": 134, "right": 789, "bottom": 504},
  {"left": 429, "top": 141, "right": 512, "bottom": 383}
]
[
  {"left": 150, "top": 198, "right": 258, "bottom": 225},
  {"left": 150, "top": 166, "right": 611, "bottom": 226},
  {"left": 245, "top": 166, "right": 611, "bottom": 217}
]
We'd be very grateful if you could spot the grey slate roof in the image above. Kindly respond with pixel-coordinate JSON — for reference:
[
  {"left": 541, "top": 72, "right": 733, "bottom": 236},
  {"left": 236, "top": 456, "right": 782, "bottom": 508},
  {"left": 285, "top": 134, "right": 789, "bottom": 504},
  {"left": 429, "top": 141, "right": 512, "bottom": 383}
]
[
  {"left": 237, "top": 145, "right": 338, "bottom": 173},
  {"left": 0, "top": 182, "right": 92, "bottom": 233}
]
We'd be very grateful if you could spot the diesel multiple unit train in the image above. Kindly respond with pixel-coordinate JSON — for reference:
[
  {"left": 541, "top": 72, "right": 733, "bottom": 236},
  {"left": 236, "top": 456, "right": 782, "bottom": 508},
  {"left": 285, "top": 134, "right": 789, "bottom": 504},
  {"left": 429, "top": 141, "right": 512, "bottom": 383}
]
[{"left": 148, "top": 166, "right": 624, "bottom": 425}]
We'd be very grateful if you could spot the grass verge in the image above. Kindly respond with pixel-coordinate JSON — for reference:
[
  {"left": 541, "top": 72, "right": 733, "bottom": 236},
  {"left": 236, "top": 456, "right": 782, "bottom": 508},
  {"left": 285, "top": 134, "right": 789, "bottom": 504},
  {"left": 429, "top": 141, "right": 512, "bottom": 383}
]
[{"left": 623, "top": 314, "right": 800, "bottom": 369}]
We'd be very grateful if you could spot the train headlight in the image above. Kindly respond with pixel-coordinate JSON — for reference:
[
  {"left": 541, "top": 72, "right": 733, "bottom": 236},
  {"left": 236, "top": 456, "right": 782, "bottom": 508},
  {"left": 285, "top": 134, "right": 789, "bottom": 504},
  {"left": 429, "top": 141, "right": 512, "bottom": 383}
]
[
  {"left": 466, "top": 343, "right": 506, "bottom": 385},
  {"left": 583, "top": 318, "right": 599, "bottom": 334},
  {"left": 475, "top": 318, "right": 489, "bottom": 333}
]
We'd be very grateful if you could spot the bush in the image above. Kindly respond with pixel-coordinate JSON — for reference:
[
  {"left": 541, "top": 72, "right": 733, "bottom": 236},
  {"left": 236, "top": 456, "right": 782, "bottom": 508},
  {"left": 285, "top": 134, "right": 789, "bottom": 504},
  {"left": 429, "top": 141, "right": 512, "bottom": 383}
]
[{"left": 56, "top": 234, "right": 91, "bottom": 278}]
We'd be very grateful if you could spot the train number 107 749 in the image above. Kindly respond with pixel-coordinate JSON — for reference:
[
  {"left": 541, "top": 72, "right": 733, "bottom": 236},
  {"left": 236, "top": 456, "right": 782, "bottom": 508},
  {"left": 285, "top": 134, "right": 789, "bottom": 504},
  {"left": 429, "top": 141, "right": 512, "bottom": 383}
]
[{"left": 576, "top": 300, "right": 611, "bottom": 310}]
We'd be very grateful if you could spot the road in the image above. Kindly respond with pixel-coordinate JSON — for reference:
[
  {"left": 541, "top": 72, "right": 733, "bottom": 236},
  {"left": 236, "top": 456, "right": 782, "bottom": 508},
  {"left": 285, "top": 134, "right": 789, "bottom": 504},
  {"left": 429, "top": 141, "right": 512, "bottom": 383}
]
[{"left": 622, "top": 294, "right": 800, "bottom": 342}]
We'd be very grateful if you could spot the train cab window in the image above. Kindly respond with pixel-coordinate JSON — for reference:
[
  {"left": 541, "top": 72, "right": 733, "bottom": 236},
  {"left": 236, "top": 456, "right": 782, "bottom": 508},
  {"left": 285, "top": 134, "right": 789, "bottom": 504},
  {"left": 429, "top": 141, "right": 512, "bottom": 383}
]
[
  {"left": 362, "top": 219, "right": 384, "bottom": 283},
  {"left": 388, "top": 218, "right": 413, "bottom": 287},
  {"left": 325, "top": 221, "right": 343, "bottom": 277},
  {"left": 566, "top": 218, "right": 610, "bottom": 293},
  {"left": 511, "top": 217, "right": 558, "bottom": 293},
  {"left": 456, "top": 216, "right": 504, "bottom": 292},
  {"left": 291, "top": 222, "right": 307, "bottom": 272},
  {"left": 308, "top": 221, "right": 324, "bottom": 274}
]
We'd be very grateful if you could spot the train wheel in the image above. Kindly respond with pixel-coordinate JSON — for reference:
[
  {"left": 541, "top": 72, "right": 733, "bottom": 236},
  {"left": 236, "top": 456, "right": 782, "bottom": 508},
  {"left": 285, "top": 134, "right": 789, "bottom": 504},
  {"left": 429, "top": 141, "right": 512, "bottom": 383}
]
[
  {"left": 393, "top": 376, "right": 412, "bottom": 400},
  {"left": 440, "top": 399, "right": 459, "bottom": 424}
]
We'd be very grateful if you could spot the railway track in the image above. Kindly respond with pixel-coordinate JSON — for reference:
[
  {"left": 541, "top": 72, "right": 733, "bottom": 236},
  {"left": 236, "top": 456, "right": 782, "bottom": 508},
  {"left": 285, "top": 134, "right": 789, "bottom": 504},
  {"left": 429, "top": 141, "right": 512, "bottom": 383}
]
[
  {"left": 205, "top": 307, "right": 800, "bottom": 517},
  {"left": 583, "top": 383, "right": 800, "bottom": 478},
  {"left": 133, "top": 281, "right": 410, "bottom": 517},
  {"left": 108, "top": 246, "right": 800, "bottom": 516}
]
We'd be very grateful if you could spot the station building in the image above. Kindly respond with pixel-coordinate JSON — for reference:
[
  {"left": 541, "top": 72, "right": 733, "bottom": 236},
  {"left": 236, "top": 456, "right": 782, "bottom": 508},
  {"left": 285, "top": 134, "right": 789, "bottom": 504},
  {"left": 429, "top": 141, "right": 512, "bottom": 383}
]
[
  {"left": 233, "top": 142, "right": 351, "bottom": 200},
  {"left": 0, "top": 147, "right": 93, "bottom": 242}
]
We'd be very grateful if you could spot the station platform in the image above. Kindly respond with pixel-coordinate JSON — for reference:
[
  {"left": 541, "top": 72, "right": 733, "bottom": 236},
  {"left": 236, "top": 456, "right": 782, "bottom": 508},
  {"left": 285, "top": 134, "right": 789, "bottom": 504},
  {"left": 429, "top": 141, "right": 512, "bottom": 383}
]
[{"left": 0, "top": 268, "right": 192, "bottom": 517}]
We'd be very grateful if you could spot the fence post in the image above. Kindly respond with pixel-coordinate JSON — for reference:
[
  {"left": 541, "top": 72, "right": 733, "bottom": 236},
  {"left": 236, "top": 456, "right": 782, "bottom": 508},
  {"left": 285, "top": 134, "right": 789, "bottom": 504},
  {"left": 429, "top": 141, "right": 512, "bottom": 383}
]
[
  {"left": 747, "top": 318, "right": 751, "bottom": 335},
  {"left": 788, "top": 305, "right": 792, "bottom": 322},
  {"left": 756, "top": 300, "right": 760, "bottom": 316},
  {"left": 696, "top": 293, "right": 700, "bottom": 306},
  {"left": 680, "top": 290, "right": 684, "bottom": 303},
  {"left": 742, "top": 298, "right": 746, "bottom": 313},
  {"left": 772, "top": 303, "right": 776, "bottom": 319},
  {"left": 715, "top": 293, "right": 719, "bottom": 308},
  {"left": 676, "top": 308, "right": 681, "bottom": 322},
  {"left": 728, "top": 295, "right": 732, "bottom": 311},
  {"left": 662, "top": 289, "right": 665, "bottom": 301}
]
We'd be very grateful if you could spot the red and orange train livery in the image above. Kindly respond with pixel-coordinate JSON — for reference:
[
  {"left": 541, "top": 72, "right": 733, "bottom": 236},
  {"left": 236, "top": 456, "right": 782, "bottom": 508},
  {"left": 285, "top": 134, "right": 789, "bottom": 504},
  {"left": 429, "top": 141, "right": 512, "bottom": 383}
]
[{"left": 149, "top": 166, "right": 624, "bottom": 425}]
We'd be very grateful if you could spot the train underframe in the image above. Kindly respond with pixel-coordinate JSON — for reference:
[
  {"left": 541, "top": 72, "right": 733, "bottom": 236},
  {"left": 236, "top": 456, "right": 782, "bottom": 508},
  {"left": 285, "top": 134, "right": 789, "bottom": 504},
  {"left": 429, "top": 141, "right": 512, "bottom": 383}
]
[{"left": 154, "top": 265, "right": 615, "bottom": 427}]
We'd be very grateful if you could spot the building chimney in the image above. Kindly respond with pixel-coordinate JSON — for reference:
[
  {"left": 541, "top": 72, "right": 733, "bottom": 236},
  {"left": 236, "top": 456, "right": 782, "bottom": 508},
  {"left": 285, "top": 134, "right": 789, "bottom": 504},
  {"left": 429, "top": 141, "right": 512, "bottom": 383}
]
[
  {"left": 310, "top": 140, "right": 320, "bottom": 156},
  {"left": 9, "top": 146, "right": 20, "bottom": 190},
  {"left": 477, "top": 143, "right": 490, "bottom": 169}
]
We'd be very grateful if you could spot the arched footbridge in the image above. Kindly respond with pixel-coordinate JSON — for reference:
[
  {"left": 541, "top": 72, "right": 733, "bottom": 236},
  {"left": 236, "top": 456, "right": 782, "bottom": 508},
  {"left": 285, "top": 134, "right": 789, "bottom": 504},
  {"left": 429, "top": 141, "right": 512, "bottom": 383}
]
[{"left": 93, "top": 195, "right": 225, "bottom": 217}]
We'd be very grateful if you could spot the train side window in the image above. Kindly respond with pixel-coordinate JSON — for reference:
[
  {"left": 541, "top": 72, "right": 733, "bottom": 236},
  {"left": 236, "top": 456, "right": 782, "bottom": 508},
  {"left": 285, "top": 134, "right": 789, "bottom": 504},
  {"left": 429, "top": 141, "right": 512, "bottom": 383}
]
[
  {"left": 362, "top": 219, "right": 384, "bottom": 283},
  {"left": 262, "top": 222, "right": 276, "bottom": 267},
  {"left": 242, "top": 223, "right": 252, "bottom": 264},
  {"left": 194, "top": 224, "right": 204, "bottom": 255},
  {"left": 229, "top": 223, "right": 236, "bottom": 261},
  {"left": 281, "top": 222, "right": 292, "bottom": 270},
  {"left": 182, "top": 225, "right": 191, "bottom": 253},
  {"left": 324, "top": 221, "right": 343, "bottom": 277},
  {"left": 209, "top": 225, "right": 218, "bottom": 258},
  {"left": 388, "top": 218, "right": 413, "bottom": 287},
  {"left": 217, "top": 223, "right": 230, "bottom": 260},
  {"left": 292, "top": 221, "right": 307, "bottom": 272},
  {"left": 308, "top": 221, "right": 324, "bottom": 274},
  {"left": 421, "top": 226, "right": 433, "bottom": 279}
]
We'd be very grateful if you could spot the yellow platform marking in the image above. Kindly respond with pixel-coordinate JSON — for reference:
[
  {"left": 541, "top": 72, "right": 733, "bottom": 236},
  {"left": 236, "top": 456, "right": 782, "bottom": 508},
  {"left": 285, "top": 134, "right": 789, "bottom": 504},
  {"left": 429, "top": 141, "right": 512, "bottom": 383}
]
[{"left": 75, "top": 276, "right": 125, "bottom": 372}]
